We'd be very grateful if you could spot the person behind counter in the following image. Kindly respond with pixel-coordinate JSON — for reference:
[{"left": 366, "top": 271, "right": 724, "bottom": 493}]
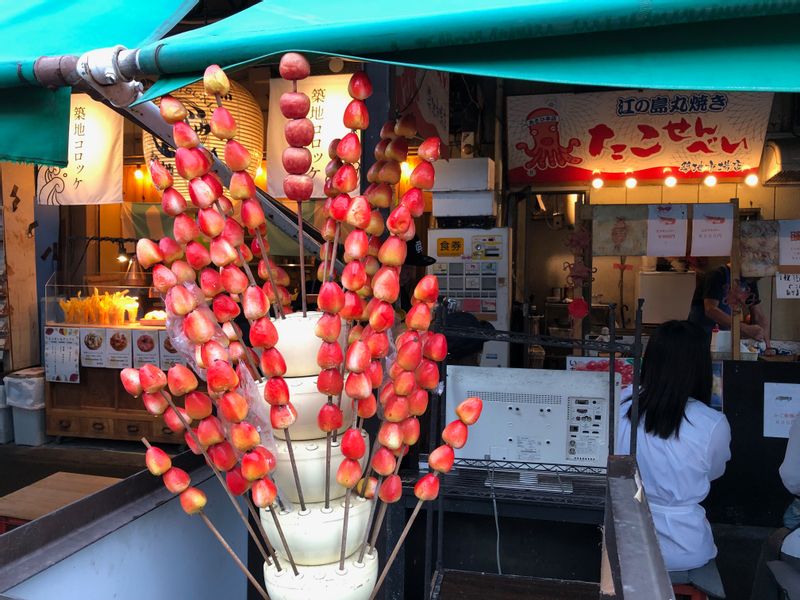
[
  {"left": 617, "top": 320, "right": 731, "bottom": 597},
  {"left": 688, "top": 263, "right": 769, "bottom": 345}
]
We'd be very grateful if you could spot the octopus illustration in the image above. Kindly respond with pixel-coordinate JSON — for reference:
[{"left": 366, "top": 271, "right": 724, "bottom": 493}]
[{"left": 516, "top": 107, "right": 582, "bottom": 172}]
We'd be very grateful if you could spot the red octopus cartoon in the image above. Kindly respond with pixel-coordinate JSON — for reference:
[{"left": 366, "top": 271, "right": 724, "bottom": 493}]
[{"left": 516, "top": 107, "right": 582, "bottom": 172}]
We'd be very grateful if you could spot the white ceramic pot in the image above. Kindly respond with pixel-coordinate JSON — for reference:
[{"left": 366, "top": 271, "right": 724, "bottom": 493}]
[
  {"left": 263, "top": 550, "right": 378, "bottom": 600},
  {"left": 261, "top": 495, "right": 372, "bottom": 566},
  {"left": 271, "top": 375, "right": 353, "bottom": 441},
  {"left": 273, "top": 311, "right": 324, "bottom": 377},
  {"left": 272, "top": 431, "right": 368, "bottom": 504}
]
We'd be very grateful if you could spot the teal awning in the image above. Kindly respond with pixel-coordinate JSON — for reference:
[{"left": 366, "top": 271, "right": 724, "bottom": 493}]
[
  {"left": 135, "top": 0, "right": 800, "bottom": 104},
  {"left": 0, "top": 0, "right": 196, "bottom": 165}
]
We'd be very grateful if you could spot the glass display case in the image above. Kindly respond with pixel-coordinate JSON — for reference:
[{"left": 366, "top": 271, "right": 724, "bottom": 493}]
[{"left": 44, "top": 274, "right": 164, "bottom": 328}]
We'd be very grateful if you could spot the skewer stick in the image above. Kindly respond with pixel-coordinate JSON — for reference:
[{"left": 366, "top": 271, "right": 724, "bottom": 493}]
[
  {"left": 367, "top": 500, "right": 424, "bottom": 600},
  {"left": 357, "top": 434, "right": 381, "bottom": 499},
  {"left": 338, "top": 395, "right": 361, "bottom": 570},
  {"left": 325, "top": 396, "right": 333, "bottom": 510},
  {"left": 296, "top": 205, "right": 308, "bottom": 317},
  {"left": 357, "top": 474, "right": 383, "bottom": 563},
  {"left": 255, "top": 230, "right": 286, "bottom": 320},
  {"left": 268, "top": 505, "right": 300, "bottom": 576},
  {"left": 200, "top": 511, "right": 270, "bottom": 600},
  {"left": 157, "top": 393, "right": 274, "bottom": 566},
  {"left": 367, "top": 445, "right": 405, "bottom": 553},
  {"left": 244, "top": 496, "right": 282, "bottom": 572},
  {"left": 281, "top": 427, "right": 306, "bottom": 511},
  {"left": 327, "top": 223, "right": 340, "bottom": 282}
]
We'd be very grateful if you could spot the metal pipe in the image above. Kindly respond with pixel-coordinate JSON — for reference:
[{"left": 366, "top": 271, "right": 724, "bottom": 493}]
[
  {"left": 607, "top": 303, "right": 617, "bottom": 456},
  {"left": 629, "top": 298, "right": 645, "bottom": 456}
]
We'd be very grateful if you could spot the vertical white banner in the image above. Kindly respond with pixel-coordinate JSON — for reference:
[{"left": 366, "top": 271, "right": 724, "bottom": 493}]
[
  {"left": 646, "top": 204, "right": 688, "bottom": 257},
  {"left": 36, "top": 94, "right": 123, "bottom": 205},
  {"left": 690, "top": 203, "right": 734, "bottom": 256},
  {"left": 267, "top": 74, "right": 355, "bottom": 199}
]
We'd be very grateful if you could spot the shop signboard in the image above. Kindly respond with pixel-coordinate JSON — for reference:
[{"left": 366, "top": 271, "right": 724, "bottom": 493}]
[
  {"left": 507, "top": 90, "right": 772, "bottom": 184},
  {"left": 267, "top": 74, "right": 354, "bottom": 199},
  {"left": 690, "top": 203, "right": 734, "bottom": 256},
  {"left": 779, "top": 219, "right": 800, "bottom": 266},
  {"left": 35, "top": 94, "right": 123, "bottom": 205},
  {"left": 44, "top": 326, "right": 80, "bottom": 383},
  {"left": 646, "top": 204, "right": 688, "bottom": 257}
]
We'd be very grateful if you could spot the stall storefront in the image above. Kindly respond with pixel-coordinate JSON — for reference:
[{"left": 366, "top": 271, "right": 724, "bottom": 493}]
[{"left": 1, "top": 2, "right": 800, "bottom": 600}]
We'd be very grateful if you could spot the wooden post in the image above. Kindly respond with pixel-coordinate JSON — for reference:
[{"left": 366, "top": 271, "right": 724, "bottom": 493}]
[{"left": 731, "top": 198, "right": 741, "bottom": 360}]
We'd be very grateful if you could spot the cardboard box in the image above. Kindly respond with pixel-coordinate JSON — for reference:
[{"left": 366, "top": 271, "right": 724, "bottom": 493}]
[{"left": 431, "top": 157, "right": 495, "bottom": 192}]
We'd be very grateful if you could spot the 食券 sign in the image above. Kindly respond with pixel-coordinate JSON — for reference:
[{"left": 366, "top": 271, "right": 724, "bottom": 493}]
[
  {"left": 36, "top": 94, "right": 123, "bottom": 205},
  {"left": 507, "top": 90, "right": 772, "bottom": 184}
]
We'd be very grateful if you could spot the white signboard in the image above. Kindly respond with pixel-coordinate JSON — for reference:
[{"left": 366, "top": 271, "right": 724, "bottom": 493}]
[
  {"left": 44, "top": 326, "right": 80, "bottom": 383},
  {"left": 647, "top": 204, "right": 688, "bottom": 257},
  {"left": 36, "top": 94, "right": 123, "bottom": 205},
  {"left": 507, "top": 90, "right": 772, "bottom": 184},
  {"left": 267, "top": 74, "right": 355, "bottom": 199},
  {"left": 776, "top": 273, "right": 800, "bottom": 299},
  {"left": 104, "top": 328, "right": 132, "bottom": 369},
  {"left": 764, "top": 382, "right": 800, "bottom": 438},
  {"left": 133, "top": 329, "right": 160, "bottom": 368},
  {"left": 779, "top": 219, "right": 800, "bottom": 266},
  {"left": 159, "top": 329, "right": 182, "bottom": 370},
  {"left": 80, "top": 328, "right": 105, "bottom": 367},
  {"left": 690, "top": 203, "right": 734, "bottom": 257}
]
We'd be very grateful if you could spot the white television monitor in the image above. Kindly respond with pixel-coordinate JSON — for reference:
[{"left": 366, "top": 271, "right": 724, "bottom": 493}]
[{"left": 445, "top": 366, "right": 621, "bottom": 469}]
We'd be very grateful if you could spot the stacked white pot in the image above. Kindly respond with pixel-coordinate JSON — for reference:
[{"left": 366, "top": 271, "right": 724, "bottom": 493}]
[{"left": 260, "top": 311, "right": 377, "bottom": 599}]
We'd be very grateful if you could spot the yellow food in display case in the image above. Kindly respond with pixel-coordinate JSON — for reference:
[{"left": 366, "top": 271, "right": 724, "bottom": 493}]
[{"left": 57, "top": 288, "right": 139, "bottom": 326}]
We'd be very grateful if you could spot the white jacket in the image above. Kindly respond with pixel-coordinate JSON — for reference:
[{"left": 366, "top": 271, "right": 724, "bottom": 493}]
[
  {"left": 617, "top": 398, "right": 731, "bottom": 571},
  {"left": 780, "top": 416, "right": 800, "bottom": 558}
]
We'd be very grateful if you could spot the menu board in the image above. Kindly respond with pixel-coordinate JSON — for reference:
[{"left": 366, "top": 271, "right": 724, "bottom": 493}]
[
  {"left": 779, "top": 220, "right": 800, "bottom": 266},
  {"left": 646, "top": 204, "right": 688, "bottom": 257},
  {"left": 80, "top": 327, "right": 105, "bottom": 367},
  {"left": 740, "top": 220, "right": 779, "bottom": 277},
  {"left": 592, "top": 205, "right": 647, "bottom": 256},
  {"left": 159, "top": 329, "right": 182, "bottom": 370},
  {"left": 763, "top": 382, "right": 800, "bottom": 438},
  {"left": 44, "top": 326, "right": 80, "bottom": 383},
  {"left": 104, "top": 328, "right": 132, "bottom": 369},
  {"left": 690, "top": 203, "right": 734, "bottom": 256},
  {"left": 132, "top": 329, "right": 160, "bottom": 368}
]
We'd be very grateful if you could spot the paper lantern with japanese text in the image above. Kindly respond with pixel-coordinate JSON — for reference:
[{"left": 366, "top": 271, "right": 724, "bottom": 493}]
[{"left": 143, "top": 79, "right": 263, "bottom": 199}]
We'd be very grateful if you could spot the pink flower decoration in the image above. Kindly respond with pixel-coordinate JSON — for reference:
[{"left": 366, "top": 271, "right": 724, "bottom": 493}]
[{"left": 568, "top": 298, "right": 590, "bottom": 320}]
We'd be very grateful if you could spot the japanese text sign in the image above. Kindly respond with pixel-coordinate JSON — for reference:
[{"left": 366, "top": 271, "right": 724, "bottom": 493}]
[
  {"left": 764, "top": 382, "right": 800, "bottom": 438},
  {"left": 776, "top": 273, "right": 800, "bottom": 299},
  {"left": 779, "top": 220, "right": 800, "bottom": 266},
  {"left": 690, "top": 203, "right": 734, "bottom": 256},
  {"left": 507, "top": 90, "right": 772, "bottom": 184},
  {"left": 436, "top": 237, "right": 465, "bottom": 257},
  {"left": 267, "top": 74, "right": 355, "bottom": 199},
  {"left": 36, "top": 94, "right": 122, "bottom": 205},
  {"left": 646, "top": 204, "right": 688, "bottom": 257}
]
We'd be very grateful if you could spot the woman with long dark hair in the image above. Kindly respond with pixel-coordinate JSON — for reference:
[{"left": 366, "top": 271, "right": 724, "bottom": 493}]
[{"left": 617, "top": 320, "right": 731, "bottom": 584}]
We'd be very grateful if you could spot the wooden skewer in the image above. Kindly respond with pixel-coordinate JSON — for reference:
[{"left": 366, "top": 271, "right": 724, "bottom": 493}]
[
  {"left": 339, "top": 489, "right": 352, "bottom": 571},
  {"left": 296, "top": 204, "right": 308, "bottom": 317},
  {"left": 367, "top": 444, "right": 405, "bottom": 554},
  {"left": 367, "top": 500, "right": 424, "bottom": 600},
  {"left": 157, "top": 392, "right": 275, "bottom": 567},
  {"left": 281, "top": 427, "right": 306, "bottom": 512},
  {"left": 200, "top": 511, "right": 270, "bottom": 600},
  {"left": 357, "top": 474, "right": 383, "bottom": 563},
  {"left": 255, "top": 230, "right": 286, "bottom": 320},
  {"left": 327, "top": 223, "right": 340, "bottom": 282},
  {"left": 244, "top": 496, "right": 282, "bottom": 573},
  {"left": 325, "top": 396, "right": 334, "bottom": 510},
  {"left": 268, "top": 505, "right": 300, "bottom": 576}
]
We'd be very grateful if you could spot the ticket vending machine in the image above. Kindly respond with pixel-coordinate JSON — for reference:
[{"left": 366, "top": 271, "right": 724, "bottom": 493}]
[{"left": 427, "top": 228, "right": 511, "bottom": 368}]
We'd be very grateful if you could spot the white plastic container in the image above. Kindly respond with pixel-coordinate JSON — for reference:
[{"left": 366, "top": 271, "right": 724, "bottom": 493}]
[
  {"left": 0, "top": 406, "right": 13, "bottom": 443},
  {"left": 261, "top": 495, "right": 372, "bottom": 566},
  {"left": 5, "top": 367, "right": 45, "bottom": 410},
  {"left": 11, "top": 407, "right": 46, "bottom": 446},
  {"left": 263, "top": 550, "right": 378, "bottom": 600},
  {"left": 273, "top": 375, "right": 353, "bottom": 441},
  {"left": 273, "top": 312, "right": 325, "bottom": 377},
  {"left": 272, "top": 431, "right": 368, "bottom": 504}
]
